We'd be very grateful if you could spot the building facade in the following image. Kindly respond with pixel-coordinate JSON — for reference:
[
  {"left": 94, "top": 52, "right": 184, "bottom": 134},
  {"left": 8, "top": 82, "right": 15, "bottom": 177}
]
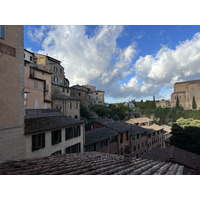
[
  {"left": 24, "top": 49, "right": 52, "bottom": 109},
  {"left": 156, "top": 99, "right": 171, "bottom": 108},
  {"left": 25, "top": 115, "right": 85, "bottom": 158},
  {"left": 171, "top": 79, "right": 200, "bottom": 110},
  {"left": 0, "top": 25, "right": 26, "bottom": 161}
]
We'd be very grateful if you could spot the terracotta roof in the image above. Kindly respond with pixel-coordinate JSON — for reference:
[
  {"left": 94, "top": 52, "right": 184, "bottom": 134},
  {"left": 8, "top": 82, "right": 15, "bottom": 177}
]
[
  {"left": 141, "top": 124, "right": 163, "bottom": 131},
  {"left": 25, "top": 115, "right": 84, "bottom": 134},
  {"left": 96, "top": 119, "right": 130, "bottom": 133},
  {"left": 0, "top": 152, "right": 184, "bottom": 175},
  {"left": 85, "top": 127, "right": 118, "bottom": 146},
  {"left": 143, "top": 146, "right": 200, "bottom": 174},
  {"left": 126, "top": 117, "right": 153, "bottom": 124}
]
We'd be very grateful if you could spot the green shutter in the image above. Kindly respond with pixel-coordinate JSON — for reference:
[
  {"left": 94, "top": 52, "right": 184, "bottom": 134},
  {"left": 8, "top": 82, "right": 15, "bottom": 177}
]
[
  {"left": 42, "top": 133, "right": 45, "bottom": 148},
  {"left": 32, "top": 135, "right": 37, "bottom": 151}
]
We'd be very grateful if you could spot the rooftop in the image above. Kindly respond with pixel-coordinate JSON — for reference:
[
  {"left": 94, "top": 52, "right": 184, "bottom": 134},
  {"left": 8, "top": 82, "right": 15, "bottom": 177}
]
[
  {"left": 96, "top": 119, "right": 130, "bottom": 133},
  {"left": 126, "top": 117, "right": 153, "bottom": 124},
  {"left": 143, "top": 146, "right": 200, "bottom": 174},
  {"left": 25, "top": 115, "right": 84, "bottom": 134},
  {"left": 85, "top": 127, "right": 118, "bottom": 146},
  {"left": 175, "top": 79, "right": 200, "bottom": 85},
  {"left": 0, "top": 152, "right": 184, "bottom": 175}
]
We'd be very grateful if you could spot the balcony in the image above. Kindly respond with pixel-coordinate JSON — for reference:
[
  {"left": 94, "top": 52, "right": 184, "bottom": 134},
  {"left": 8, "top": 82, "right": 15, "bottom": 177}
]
[{"left": 44, "top": 84, "right": 49, "bottom": 92}]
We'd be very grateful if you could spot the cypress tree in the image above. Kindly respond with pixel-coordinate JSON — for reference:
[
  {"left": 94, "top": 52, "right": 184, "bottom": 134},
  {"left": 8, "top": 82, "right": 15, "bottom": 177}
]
[
  {"left": 176, "top": 95, "right": 179, "bottom": 109},
  {"left": 192, "top": 96, "right": 197, "bottom": 109}
]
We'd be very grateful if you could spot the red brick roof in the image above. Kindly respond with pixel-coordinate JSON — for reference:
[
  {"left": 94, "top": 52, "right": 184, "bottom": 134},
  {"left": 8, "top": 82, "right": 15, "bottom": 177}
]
[{"left": 0, "top": 152, "right": 184, "bottom": 175}]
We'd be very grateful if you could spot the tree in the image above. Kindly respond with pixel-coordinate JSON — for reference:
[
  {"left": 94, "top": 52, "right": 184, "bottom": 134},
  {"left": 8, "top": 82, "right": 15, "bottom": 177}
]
[
  {"left": 176, "top": 95, "right": 179, "bottom": 109},
  {"left": 192, "top": 96, "right": 197, "bottom": 110},
  {"left": 153, "top": 96, "right": 156, "bottom": 108},
  {"left": 80, "top": 106, "right": 90, "bottom": 120},
  {"left": 170, "top": 118, "right": 200, "bottom": 155}
]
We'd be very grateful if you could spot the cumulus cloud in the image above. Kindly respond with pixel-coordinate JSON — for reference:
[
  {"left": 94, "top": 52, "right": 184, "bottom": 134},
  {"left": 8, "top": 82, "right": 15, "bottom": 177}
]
[{"left": 27, "top": 26, "right": 200, "bottom": 102}]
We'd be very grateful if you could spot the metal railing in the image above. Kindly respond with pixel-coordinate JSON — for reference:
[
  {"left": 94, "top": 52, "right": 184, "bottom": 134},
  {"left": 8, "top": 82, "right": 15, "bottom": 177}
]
[{"left": 25, "top": 108, "right": 61, "bottom": 117}]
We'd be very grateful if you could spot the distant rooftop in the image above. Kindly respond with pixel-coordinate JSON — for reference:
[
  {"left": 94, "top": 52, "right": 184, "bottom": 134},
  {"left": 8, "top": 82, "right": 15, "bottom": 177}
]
[
  {"left": 175, "top": 79, "right": 200, "bottom": 85},
  {"left": 0, "top": 152, "right": 184, "bottom": 175},
  {"left": 126, "top": 117, "right": 153, "bottom": 124}
]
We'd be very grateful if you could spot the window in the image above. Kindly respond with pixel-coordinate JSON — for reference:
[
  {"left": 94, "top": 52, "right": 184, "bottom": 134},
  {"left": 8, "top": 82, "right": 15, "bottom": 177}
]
[
  {"left": 132, "top": 135, "right": 135, "bottom": 141},
  {"left": 67, "top": 88, "right": 69, "bottom": 93},
  {"left": 51, "top": 150, "right": 62, "bottom": 155},
  {"left": 110, "top": 136, "right": 117, "bottom": 143},
  {"left": 0, "top": 25, "right": 5, "bottom": 39},
  {"left": 134, "top": 146, "right": 136, "bottom": 151},
  {"left": 54, "top": 67, "right": 58, "bottom": 72},
  {"left": 24, "top": 53, "right": 25, "bottom": 58},
  {"left": 96, "top": 96, "right": 98, "bottom": 100},
  {"left": 30, "top": 56, "right": 32, "bottom": 61},
  {"left": 142, "top": 142, "right": 144, "bottom": 147},
  {"left": 70, "top": 102, "right": 72, "bottom": 109},
  {"left": 126, "top": 131, "right": 129, "bottom": 140},
  {"left": 76, "top": 102, "right": 78, "bottom": 109},
  {"left": 34, "top": 100, "right": 38, "bottom": 109},
  {"left": 51, "top": 130, "right": 62, "bottom": 145},
  {"left": 101, "top": 139, "right": 108, "bottom": 148},
  {"left": 34, "top": 81, "right": 38, "bottom": 90},
  {"left": 96, "top": 93, "right": 98, "bottom": 95},
  {"left": 136, "top": 134, "right": 139, "bottom": 139},
  {"left": 65, "top": 143, "right": 81, "bottom": 154},
  {"left": 65, "top": 126, "right": 81, "bottom": 140},
  {"left": 42, "top": 72, "right": 44, "bottom": 75},
  {"left": 78, "top": 92, "right": 81, "bottom": 96},
  {"left": 120, "top": 133, "right": 123, "bottom": 143},
  {"left": 60, "top": 78, "right": 63, "bottom": 84},
  {"left": 32, "top": 133, "right": 45, "bottom": 151},
  {"left": 60, "top": 68, "right": 62, "bottom": 73},
  {"left": 62, "top": 88, "right": 65, "bottom": 93},
  {"left": 138, "top": 144, "right": 140, "bottom": 149},
  {"left": 44, "top": 103, "right": 47, "bottom": 109},
  {"left": 54, "top": 76, "right": 58, "bottom": 82}
]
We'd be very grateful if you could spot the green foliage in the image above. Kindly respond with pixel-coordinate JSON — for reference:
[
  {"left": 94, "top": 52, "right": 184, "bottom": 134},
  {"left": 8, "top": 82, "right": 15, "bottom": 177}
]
[
  {"left": 91, "top": 103, "right": 131, "bottom": 120},
  {"left": 171, "top": 118, "right": 200, "bottom": 155},
  {"left": 192, "top": 96, "right": 197, "bottom": 110},
  {"left": 137, "top": 100, "right": 156, "bottom": 110},
  {"left": 80, "top": 106, "right": 90, "bottom": 120}
]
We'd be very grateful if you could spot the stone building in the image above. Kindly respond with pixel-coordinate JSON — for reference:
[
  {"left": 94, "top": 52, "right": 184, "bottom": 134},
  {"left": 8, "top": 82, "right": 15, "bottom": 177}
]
[
  {"left": 85, "top": 127, "right": 118, "bottom": 154},
  {"left": 70, "top": 85, "right": 90, "bottom": 109},
  {"left": 85, "top": 119, "right": 131, "bottom": 155},
  {"left": 24, "top": 49, "right": 52, "bottom": 109},
  {"left": 25, "top": 114, "right": 85, "bottom": 158},
  {"left": 156, "top": 99, "right": 171, "bottom": 108},
  {"left": 0, "top": 25, "right": 26, "bottom": 161},
  {"left": 52, "top": 94, "right": 80, "bottom": 119},
  {"left": 171, "top": 79, "right": 200, "bottom": 110},
  {"left": 84, "top": 85, "right": 105, "bottom": 106}
]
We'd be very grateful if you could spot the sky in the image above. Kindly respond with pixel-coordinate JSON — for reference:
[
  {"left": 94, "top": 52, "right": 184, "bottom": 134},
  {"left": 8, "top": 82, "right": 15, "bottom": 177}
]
[{"left": 24, "top": 25, "right": 200, "bottom": 103}]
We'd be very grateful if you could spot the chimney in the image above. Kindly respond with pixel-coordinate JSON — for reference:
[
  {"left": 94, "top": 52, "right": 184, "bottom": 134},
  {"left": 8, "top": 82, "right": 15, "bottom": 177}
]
[{"left": 123, "top": 145, "right": 132, "bottom": 162}]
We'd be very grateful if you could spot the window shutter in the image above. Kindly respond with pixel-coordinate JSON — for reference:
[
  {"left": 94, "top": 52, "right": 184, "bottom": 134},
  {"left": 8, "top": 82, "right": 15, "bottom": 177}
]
[
  {"left": 65, "top": 128, "right": 69, "bottom": 140},
  {"left": 42, "top": 133, "right": 45, "bottom": 148},
  {"left": 32, "top": 135, "right": 37, "bottom": 151},
  {"left": 59, "top": 130, "right": 62, "bottom": 142},
  {"left": 52, "top": 131, "right": 55, "bottom": 145}
]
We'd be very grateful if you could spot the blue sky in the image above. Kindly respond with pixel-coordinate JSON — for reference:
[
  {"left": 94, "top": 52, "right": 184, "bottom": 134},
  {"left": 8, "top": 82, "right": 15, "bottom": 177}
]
[{"left": 24, "top": 25, "right": 200, "bottom": 103}]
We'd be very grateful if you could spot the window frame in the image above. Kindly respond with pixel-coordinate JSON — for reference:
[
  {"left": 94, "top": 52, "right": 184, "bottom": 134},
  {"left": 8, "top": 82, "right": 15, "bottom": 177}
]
[
  {"left": 51, "top": 130, "right": 62, "bottom": 145},
  {"left": 32, "top": 133, "right": 45, "bottom": 151}
]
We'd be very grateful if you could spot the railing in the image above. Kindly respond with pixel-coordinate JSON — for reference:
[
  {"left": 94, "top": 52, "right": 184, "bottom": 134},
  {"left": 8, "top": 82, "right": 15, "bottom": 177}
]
[{"left": 25, "top": 108, "right": 61, "bottom": 118}]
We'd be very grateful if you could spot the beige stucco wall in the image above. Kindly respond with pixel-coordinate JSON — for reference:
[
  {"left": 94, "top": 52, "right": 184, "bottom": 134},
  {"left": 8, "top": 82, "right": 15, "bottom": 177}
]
[
  {"left": 0, "top": 25, "right": 26, "bottom": 161},
  {"left": 52, "top": 98, "right": 80, "bottom": 119},
  {"left": 25, "top": 124, "right": 84, "bottom": 158}
]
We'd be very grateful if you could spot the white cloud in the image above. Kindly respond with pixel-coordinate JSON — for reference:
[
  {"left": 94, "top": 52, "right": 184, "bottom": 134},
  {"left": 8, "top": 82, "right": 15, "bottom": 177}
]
[{"left": 27, "top": 26, "right": 200, "bottom": 102}]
